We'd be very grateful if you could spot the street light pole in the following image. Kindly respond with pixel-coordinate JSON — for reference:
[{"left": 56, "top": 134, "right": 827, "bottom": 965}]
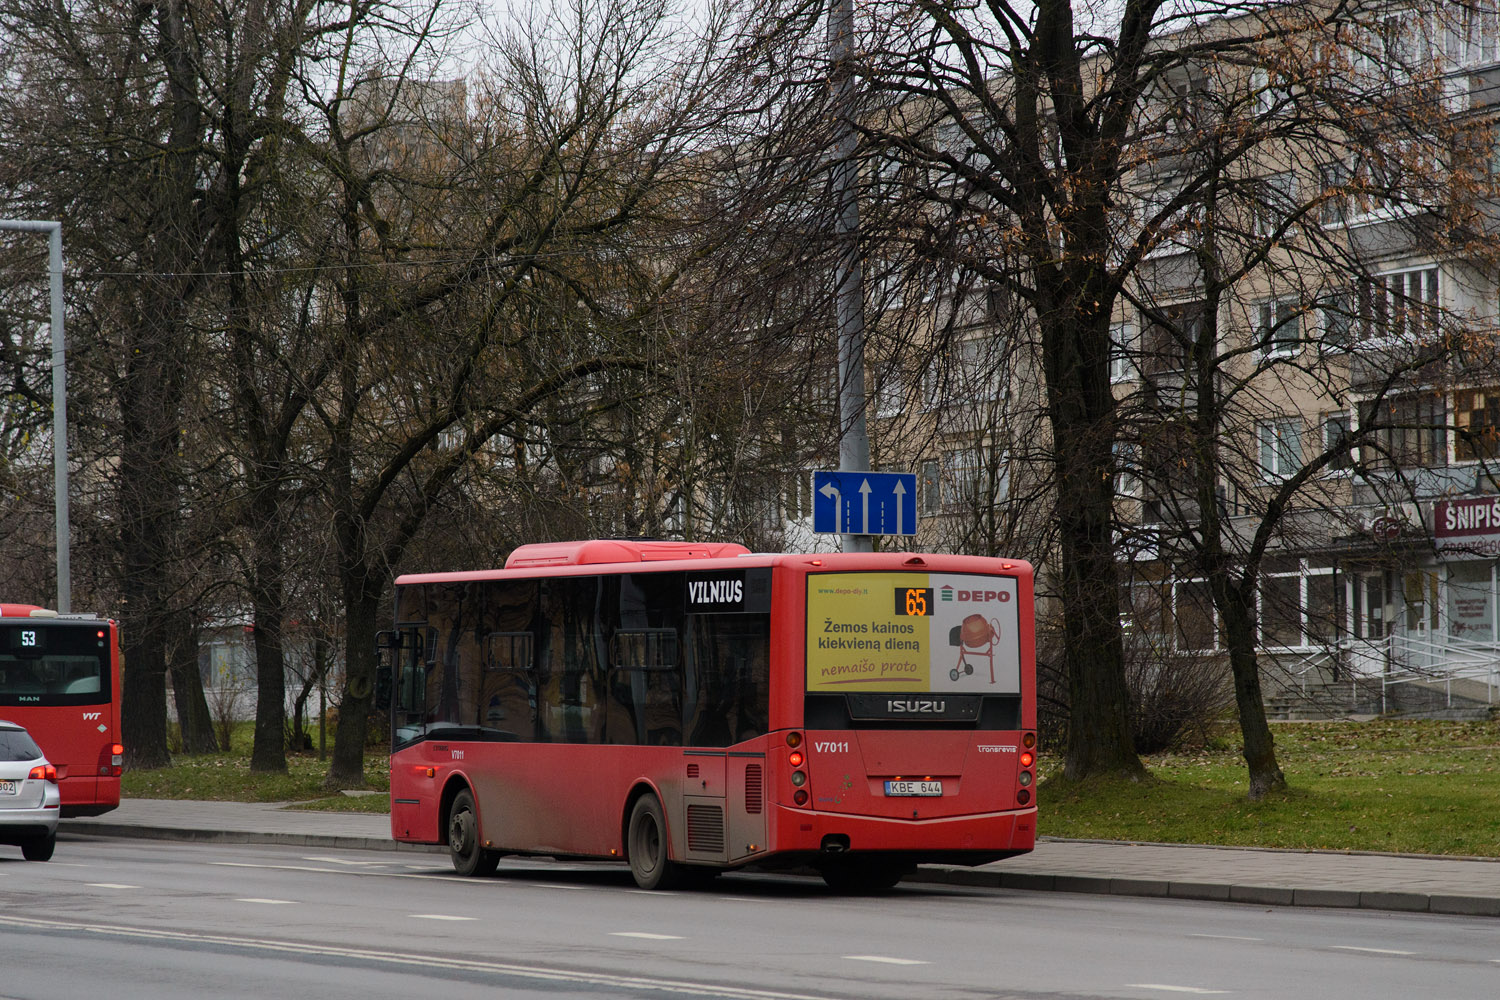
[
  {"left": 829, "top": 0, "right": 873, "bottom": 553},
  {"left": 0, "top": 220, "right": 71, "bottom": 612}
]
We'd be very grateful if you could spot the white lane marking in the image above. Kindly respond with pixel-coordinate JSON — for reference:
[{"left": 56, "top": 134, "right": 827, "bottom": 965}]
[
  {"left": 1127, "top": 987, "right": 1230, "bottom": 995},
  {"left": 627, "top": 889, "right": 677, "bottom": 896},
  {"left": 236, "top": 898, "right": 297, "bottom": 905},
  {"left": 85, "top": 883, "right": 138, "bottom": 889},
  {"left": 1188, "top": 934, "right": 1261, "bottom": 942},
  {"left": 1330, "top": 946, "right": 1415, "bottom": 956},
  {"left": 843, "top": 955, "right": 929, "bottom": 966},
  {"left": 411, "top": 914, "right": 477, "bottom": 921},
  {"left": 212, "top": 861, "right": 476, "bottom": 883},
  {"left": 612, "top": 932, "right": 685, "bottom": 940},
  {"left": 0, "top": 914, "right": 825, "bottom": 1000},
  {"left": 302, "top": 856, "right": 393, "bottom": 867}
]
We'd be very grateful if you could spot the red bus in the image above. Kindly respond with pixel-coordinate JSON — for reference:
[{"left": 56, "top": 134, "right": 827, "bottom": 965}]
[
  {"left": 0, "top": 604, "right": 124, "bottom": 816},
  {"left": 382, "top": 540, "right": 1036, "bottom": 889}
]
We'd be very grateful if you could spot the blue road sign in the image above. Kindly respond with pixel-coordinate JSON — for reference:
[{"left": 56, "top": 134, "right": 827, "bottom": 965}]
[{"left": 812, "top": 471, "right": 918, "bottom": 537}]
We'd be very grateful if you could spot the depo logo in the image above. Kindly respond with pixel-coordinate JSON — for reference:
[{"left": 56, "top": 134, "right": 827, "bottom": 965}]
[{"left": 940, "top": 585, "right": 1011, "bottom": 604}]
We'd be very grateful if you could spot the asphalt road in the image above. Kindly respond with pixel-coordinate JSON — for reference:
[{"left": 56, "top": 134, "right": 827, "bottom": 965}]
[{"left": 1, "top": 838, "right": 1496, "bottom": 1000}]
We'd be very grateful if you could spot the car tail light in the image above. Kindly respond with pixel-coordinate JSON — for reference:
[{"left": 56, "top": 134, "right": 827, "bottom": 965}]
[
  {"left": 99, "top": 743, "right": 124, "bottom": 776},
  {"left": 29, "top": 764, "right": 57, "bottom": 783}
]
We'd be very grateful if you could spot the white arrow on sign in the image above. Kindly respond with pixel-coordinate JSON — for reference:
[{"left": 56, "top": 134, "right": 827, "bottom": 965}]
[
  {"left": 891, "top": 478, "right": 906, "bottom": 533},
  {"left": 819, "top": 481, "right": 841, "bottom": 532},
  {"left": 857, "top": 479, "right": 872, "bottom": 534}
]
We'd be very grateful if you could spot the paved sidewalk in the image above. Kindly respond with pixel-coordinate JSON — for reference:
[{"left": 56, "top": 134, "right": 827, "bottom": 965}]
[{"left": 59, "top": 799, "right": 1500, "bottom": 917}]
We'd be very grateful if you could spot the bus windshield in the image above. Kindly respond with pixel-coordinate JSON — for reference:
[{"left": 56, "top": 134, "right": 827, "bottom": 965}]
[{"left": 0, "top": 624, "right": 110, "bottom": 705}]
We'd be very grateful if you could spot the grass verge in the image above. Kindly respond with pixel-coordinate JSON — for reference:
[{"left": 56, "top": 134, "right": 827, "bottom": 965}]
[
  {"left": 1039, "top": 719, "right": 1500, "bottom": 856},
  {"left": 122, "top": 723, "right": 388, "bottom": 812}
]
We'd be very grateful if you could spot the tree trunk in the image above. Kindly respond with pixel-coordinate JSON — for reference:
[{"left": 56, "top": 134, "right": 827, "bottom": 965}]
[
  {"left": 1220, "top": 586, "right": 1286, "bottom": 799},
  {"left": 167, "top": 619, "right": 216, "bottom": 753},
  {"left": 326, "top": 578, "right": 381, "bottom": 788},
  {"left": 1040, "top": 305, "right": 1145, "bottom": 780}
]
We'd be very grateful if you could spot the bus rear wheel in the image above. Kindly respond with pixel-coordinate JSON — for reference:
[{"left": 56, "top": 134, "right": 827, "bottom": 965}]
[
  {"left": 448, "top": 788, "right": 500, "bottom": 877},
  {"left": 820, "top": 860, "right": 906, "bottom": 892},
  {"left": 627, "top": 794, "right": 686, "bottom": 890}
]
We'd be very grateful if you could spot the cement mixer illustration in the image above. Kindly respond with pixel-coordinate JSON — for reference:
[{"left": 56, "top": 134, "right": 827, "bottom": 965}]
[{"left": 949, "top": 613, "right": 1002, "bottom": 683}]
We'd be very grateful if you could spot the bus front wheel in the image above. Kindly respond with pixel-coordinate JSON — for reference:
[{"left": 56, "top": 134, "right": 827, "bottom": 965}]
[
  {"left": 626, "top": 794, "right": 685, "bottom": 890},
  {"left": 448, "top": 788, "right": 500, "bottom": 877}
]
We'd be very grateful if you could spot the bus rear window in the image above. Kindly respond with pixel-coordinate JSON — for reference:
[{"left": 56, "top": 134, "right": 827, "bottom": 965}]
[{"left": 0, "top": 625, "right": 109, "bottom": 705}]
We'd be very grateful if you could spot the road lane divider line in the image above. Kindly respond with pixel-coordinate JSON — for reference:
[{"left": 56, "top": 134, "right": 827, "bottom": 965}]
[
  {"left": 1126, "top": 986, "right": 1230, "bottom": 995},
  {"left": 1329, "top": 946, "right": 1415, "bottom": 956},
  {"left": 842, "top": 955, "right": 928, "bottom": 966},
  {"left": 84, "top": 883, "right": 138, "bottom": 889},
  {"left": 236, "top": 898, "right": 297, "bottom": 905},
  {"left": 0, "top": 914, "right": 834, "bottom": 1000},
  {"left": 1187, "top": 934, "right": 1261, "bottom": 942},
  {"left": 411, "top": 914, "right": 477, "bottom": 921},
  {"left": 612, "top": 932, "right": 685, "bottom": 940}
]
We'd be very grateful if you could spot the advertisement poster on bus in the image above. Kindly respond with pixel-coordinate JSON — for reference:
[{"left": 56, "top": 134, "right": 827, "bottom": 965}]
[{"left": 805, "top": 573, "right": 1020, "bottom": 694}]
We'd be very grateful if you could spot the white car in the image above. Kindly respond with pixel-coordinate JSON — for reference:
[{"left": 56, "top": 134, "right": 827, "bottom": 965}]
[{"left": 0, "top": 719, "right": 60, "bottom": 861}]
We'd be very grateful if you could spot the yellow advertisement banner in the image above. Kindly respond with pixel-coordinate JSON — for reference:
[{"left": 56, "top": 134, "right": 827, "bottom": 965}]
[{"left": 805, "top": 572, "right": 1019, "bottom": 694}]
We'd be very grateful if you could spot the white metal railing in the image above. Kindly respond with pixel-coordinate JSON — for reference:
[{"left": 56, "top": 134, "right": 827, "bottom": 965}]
[
  {"left": 1275, "top": 634, "right": 1499, "bottom": 715},
  {"left": 1378, "top": 633, "right": 1500, "bottom": 712}
]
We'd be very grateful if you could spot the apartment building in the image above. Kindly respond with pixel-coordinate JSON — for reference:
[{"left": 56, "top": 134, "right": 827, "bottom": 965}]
[{"left": 781, "top": 1, "right": 1500, "bottom": 713}]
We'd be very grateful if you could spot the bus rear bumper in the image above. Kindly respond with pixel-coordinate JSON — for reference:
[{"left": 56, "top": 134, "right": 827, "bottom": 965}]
[
  {"left": 767, "top": 803, "right": 1036, "bottom": 862},
  {"left": 58, "top": 774, "right": 120, "bottom": 818}
]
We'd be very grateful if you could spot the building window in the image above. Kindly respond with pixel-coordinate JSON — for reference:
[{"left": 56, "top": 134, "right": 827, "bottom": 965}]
[
  {"left": 873, "top": 370, "right": 905, "bottom": 419},
  {"left": 1360, "top": 394, "right": 1447, "bottom": 468},
  {"left": 1257, "top": 417, "right": 1302, "bottom": 479},
  {"left": 920, "top": 459, "right": 941, "bottom": 516},
  {"left": 1323, "top": 411, "right": 1353, "bottom": 471},
  {"left": 1140, "top": 300, "right": 1207, "bottom": 375},
  {"left": 1175, "top": 579, "right": 1217, "bottom": 651},
  {"left": 1255, "top": 297, "right": 1300, "bottom": 357},
  {"left": 1109, "top": 320, "right": 1136, "bottom": 382},
  {"left": 1259, "top": 560, "right": 1339, "bottom": 648},
  {"left": 1455, "top": 387, "right": 1500, "bottom": 462},
  {"left": 1359, "top": 267, "right": 1440, "bottom": 342},
  {"left": 1319, "top": 290, "right": 1353, "bottom": 350},
  {"left": 782, "top": 470, "right": 812, "bottom": 521},
  {"left": 1318, "top": 161, "right": 1351, "bottom": 226},
  {"left": 1252, "top": 171, "right": 1297, "bottom": 237},
  {"left": 922, "top": 334, "right": 1006, "bottom": 409}
]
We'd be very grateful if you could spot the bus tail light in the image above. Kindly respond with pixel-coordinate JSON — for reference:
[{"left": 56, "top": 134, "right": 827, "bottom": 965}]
[
  {"left": 788, "top": 751, "right": 804, "bottom": 767},
  {"left": 29, "top": 764, "right": 57, "bottom": 783},
  {"left": 1022, "top": 732, "right": 1036, "bottom": 749},
  {"left": 785, "top": 731, "right": 802, "bottom": 748},
  {"left": 790, "top": 770, "right": 807, "bottom": 787},
  {"left": 1017, "top": 788, "right": 1031, "bottom": 805},
  {"left": 98, "top": 743, "right": 123, "bottom": 776},
  {"left": 793, "top": 789, "right": 809, "bottom": 806}
]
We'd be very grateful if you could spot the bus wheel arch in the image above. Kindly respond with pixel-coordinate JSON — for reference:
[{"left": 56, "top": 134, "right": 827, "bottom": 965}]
[
  {"left": 443, "top": 778, "right": 500, "bottom": 877},
  {"left": 623, "top": 784, "right": 685, "bottom": 890}
]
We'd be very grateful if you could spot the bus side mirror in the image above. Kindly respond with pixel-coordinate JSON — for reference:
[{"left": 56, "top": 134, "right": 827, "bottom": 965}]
[
  {"left": 374, "top": 631, "right": 400, "bottom": 711},
  {"left": 374, "top": 667, "right": 392, "bottom": 712}
]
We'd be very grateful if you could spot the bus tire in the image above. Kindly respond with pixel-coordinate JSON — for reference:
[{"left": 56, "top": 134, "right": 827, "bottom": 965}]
[
  {"left": 22, "top": 832, "right": 55, "bottom": 862},
  {"left": 448, "top": 788, "right": 500, "bottom": 877},
  {"left": 820, "top": 860, "right": 905, "bottom": 892},
  {"left": 627, "top": 794, "right": 684, "bottom": 890}
]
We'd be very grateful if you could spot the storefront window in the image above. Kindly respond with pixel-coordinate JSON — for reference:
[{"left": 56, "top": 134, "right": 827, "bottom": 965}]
[{"left": 1446, "top": 561, "right": 1495, "bottom": 643}]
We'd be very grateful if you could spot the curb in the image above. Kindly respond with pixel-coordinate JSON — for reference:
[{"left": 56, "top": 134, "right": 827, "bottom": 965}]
[
  {"left": 59, "top": 821, "right": 1500, "bottom": 917},
  {"left": 905, "top": 865, "right": 1500, "bottom": 917}
]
